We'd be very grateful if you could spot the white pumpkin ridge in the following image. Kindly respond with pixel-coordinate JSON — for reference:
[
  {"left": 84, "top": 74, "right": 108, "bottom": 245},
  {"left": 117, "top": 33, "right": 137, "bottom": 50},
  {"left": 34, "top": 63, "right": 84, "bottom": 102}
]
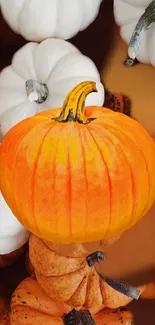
[
  {"left": 0, "top": 0, "right": 103, "bottom": 41},
  {"left": 0, "top": 38, "right": 104, "bottom": 137},
  {"left": 114, "top": 0, "right": 155, "bottom": 66},
  {"left": 0, "top": 191, "right": 30, "bottom": 255}
]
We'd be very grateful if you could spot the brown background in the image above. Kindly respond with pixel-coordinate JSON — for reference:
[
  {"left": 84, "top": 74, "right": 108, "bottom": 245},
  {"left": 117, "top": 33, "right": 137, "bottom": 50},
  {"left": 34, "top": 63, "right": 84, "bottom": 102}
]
[{"left": 0, "top": 0, "right": 155, "bottom": 324}]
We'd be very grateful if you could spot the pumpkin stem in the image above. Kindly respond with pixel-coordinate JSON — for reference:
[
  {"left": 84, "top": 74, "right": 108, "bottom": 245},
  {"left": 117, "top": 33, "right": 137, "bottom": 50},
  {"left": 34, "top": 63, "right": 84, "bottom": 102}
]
[
  {"left": 63, "top": 309, "right": 96, "bottom": 325},
  {"left": 125, "top": 0, "right": 155, "bottom": 66},
  {"left": 53, "top": 81, "right": 97, "bottom": 124},
  {"left": 25, "top": 79, "right": 49, "bottom": 104},
  {"left": 86, "top": 251, "right": 141, "bottom": 300}
]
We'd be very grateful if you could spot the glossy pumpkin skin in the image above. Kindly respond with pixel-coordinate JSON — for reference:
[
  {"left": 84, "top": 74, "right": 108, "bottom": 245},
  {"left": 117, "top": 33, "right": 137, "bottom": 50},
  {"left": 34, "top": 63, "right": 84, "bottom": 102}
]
[
  {"left": 0, "top": 296, "right": 9, "bottom": 325},
  {"left": 10, "top": 277, "right": 134, "bottom": 325},
  {"left": 29, "top": 235, "right": 145, "bottom": 313},
  {"left": 0, "top": 81, "right": 155, "bottom": 244}
]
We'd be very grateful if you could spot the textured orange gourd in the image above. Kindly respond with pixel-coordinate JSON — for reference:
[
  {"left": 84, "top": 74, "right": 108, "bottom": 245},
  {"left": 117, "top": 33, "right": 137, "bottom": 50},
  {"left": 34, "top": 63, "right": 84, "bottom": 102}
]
[
  {"left": 10, "top": 277, "right": 134, "bottom": 325},
  {"left": 0, "top": 81, "right": 155, "bottom": 244},
  {"left": 29, "top": 235, "right": 145, "bottom": 313},
  {"left": 0, "top": 296, "right": 9, "bottom": 325}
]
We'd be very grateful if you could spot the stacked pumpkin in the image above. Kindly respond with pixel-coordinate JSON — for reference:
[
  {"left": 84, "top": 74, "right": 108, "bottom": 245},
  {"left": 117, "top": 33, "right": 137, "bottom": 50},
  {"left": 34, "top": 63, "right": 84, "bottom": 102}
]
[
  {"left": 0, "top": 2, "right": 155, "bottom": 325},
  {"left": 0, "top": 80, "right": 155, "bottom": 324},
  {"left": 0, "top": 0, "right": 104, "bottom": 269}
]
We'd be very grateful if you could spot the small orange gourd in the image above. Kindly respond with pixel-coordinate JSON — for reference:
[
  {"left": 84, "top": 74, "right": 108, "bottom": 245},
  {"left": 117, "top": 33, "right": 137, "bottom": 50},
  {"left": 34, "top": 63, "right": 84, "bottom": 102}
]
[
  {"left": 0, "top": 81, "right": 155, "bottom": 244},
  {"left": 29, "top": 235, "right": 145, "bottom": 313},
  {"left": 10, "top": 277, "right": 134, "bottom": 325}
]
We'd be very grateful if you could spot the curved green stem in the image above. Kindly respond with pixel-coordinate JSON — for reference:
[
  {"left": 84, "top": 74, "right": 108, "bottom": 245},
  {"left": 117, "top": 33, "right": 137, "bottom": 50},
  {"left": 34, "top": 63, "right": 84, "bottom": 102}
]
[
  {"left": 53, "top": 81, "right": 97, "bottom": 124},
  {"left": 125, "top": 0, "right": 155, "bottom": 66}
]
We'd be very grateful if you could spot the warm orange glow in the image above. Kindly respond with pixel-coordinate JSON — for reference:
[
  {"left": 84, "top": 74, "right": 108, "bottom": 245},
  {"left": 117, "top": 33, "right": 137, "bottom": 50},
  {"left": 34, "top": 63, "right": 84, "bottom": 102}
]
[{"left": 0, "top": 82, "right": 155, "bottom": 244}]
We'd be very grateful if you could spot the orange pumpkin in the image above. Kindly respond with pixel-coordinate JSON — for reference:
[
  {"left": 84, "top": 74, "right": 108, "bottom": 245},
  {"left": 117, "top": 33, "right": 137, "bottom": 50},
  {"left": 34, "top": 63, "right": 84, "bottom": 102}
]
[
  {"left": 10, "top": 277, "right": 134, "bottom": 325},
  {"left": 0, "top": 296, "right": 9, "bottom": 325},
  {"left": 0, "top": 81, "right": 155, "bottom": 244},
  {"left": 29, "top": 235, "right": 145, "bottom": 313}
]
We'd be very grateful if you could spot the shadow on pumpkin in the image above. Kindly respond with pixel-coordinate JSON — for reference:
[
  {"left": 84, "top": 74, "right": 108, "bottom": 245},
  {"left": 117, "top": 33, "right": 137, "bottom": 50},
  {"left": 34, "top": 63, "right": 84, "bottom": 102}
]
[{"left": 0, "top": 249, "right": 28, "bottom": 299}]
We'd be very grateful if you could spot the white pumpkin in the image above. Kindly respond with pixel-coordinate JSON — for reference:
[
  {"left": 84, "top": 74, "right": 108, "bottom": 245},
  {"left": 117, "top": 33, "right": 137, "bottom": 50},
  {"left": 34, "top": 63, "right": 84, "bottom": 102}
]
[
  {"left": 0, "top": 38, "right": 104, "bottom": 137},
  {"left": 114, "top": 0, "right": 155, "bottom": 65},
  {"left": 0, "top": 191, "right": 30, "bottom": 255},
  {"left": 0, "top": 0, "right": 103, "bottom": 41}
]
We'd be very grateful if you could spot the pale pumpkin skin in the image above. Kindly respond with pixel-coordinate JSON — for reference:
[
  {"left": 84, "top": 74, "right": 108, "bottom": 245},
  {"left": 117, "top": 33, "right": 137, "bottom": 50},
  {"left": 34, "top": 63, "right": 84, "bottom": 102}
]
[
  {"left": 0, "top": 39, "right": 104, "bottom": 137},
  {"left": 114, "top": 0, "right": 155, "bottom": 65},
  {"left": 10, "top": 277, "right": 134, "bottom": 325},
  {"left": 29, "top": 235, "right": 145, "bottom": 314},
  {"left": 0, "top": 0, "right": 103, "bottom": 41},
  {"left": 0, "top": 186, "right": 30, "bottom": 256},
  {"left": 0, "top": 296, "right": 9, "bottom": 325},
  {"left": 0, "top": 185, "right": 29, "bottom": 268}
]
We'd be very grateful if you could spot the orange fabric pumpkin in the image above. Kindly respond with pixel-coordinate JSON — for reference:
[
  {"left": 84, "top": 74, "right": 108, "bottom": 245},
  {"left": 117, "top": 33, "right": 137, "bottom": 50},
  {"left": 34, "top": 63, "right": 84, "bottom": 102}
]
[
  {"left": 29, "top": 235, "right": 145, "bottom": 313},
  {"left": 0, "top": 296, "right": 9, "bottom": 325},
  {"left": 10, "top": 277, "right": 134, "bottom": 325},
  {"left": 0, "top": 81, "right": 155, "bottom": 244},
  {"left": 25, "top": 250, "right": 35, "bottom": 277}
]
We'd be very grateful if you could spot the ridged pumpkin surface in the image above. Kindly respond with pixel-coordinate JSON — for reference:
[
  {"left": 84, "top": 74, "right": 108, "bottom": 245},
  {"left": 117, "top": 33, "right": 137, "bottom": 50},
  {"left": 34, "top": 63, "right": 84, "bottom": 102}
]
[
  {"left": 0, "top": 81, "right": 155, "bottom": 244},
  {"left": 10, "top": 277, "right": 134, "bottom": 325},
  {"left": 29, "top": 235, "right": 145, "bottom": 314}
]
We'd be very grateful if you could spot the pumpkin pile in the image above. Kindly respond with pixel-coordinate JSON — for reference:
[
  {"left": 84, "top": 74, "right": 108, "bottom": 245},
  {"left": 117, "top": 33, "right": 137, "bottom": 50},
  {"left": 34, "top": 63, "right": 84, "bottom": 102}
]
[
  {"left": 28, "top": 234, "right": 145, "bottom": 313},
  {"left": 10, "top": 277, "right": 134, "bottom": 325},
  {"left": 0, "top": 80, "right": 155, "bottom": 324},
  {"left": 1, "top": 81, "right": 155, "bottom": 244},
  {"left": 1, "top": 1, "right": 155, "bottom": 324}
]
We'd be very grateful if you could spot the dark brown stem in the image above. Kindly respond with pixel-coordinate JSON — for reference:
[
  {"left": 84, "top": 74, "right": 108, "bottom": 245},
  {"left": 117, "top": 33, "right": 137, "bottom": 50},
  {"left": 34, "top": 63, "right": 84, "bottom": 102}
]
[
  {"left": 63, "top": 309, "right": 96, "bottom": 325},
  {"left": 87, "top": 251, "right": 104, "bottom": 267},
  {"left": 87, "top": 251, "right": 140, "bottom": 300}
]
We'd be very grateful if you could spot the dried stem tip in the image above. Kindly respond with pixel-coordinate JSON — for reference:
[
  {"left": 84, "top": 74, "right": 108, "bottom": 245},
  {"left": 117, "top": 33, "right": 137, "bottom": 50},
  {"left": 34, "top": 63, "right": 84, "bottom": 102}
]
[{"left": 63, "top": 309, "right": 96, "bottom": 325}]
